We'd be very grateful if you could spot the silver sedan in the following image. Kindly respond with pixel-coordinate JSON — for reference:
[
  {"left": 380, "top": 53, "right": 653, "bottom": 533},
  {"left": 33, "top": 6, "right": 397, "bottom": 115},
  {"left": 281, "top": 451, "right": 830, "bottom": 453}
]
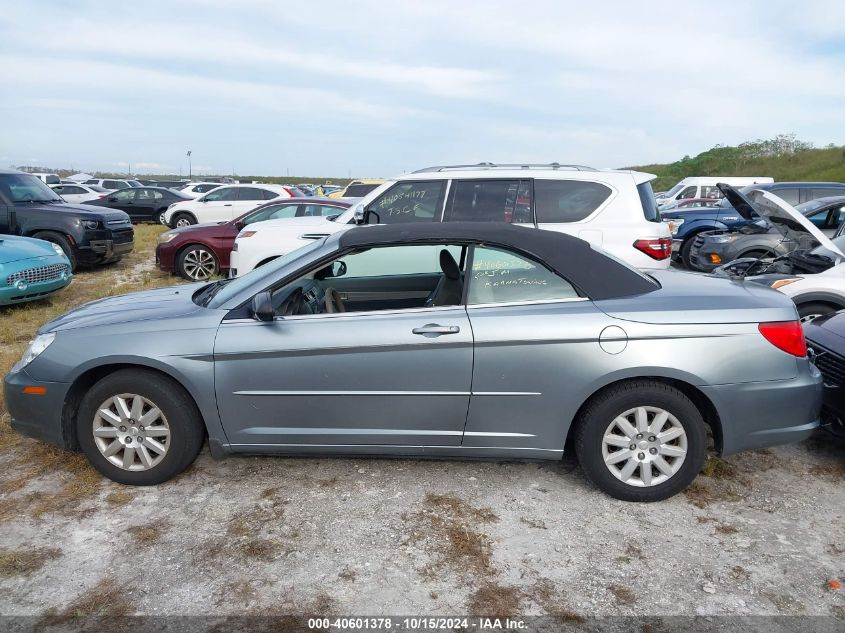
[{"left": 4, "top": 222, "right": 821, "bottom": 501}]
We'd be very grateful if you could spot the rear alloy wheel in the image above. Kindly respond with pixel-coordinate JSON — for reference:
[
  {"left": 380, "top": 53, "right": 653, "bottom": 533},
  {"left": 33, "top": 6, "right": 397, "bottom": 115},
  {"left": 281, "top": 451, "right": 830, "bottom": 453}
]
[
  {"left": 77, "top": 369, "right": 205, "bottom": 485},
  {"left": 159, "top": 211, "right": 167, "bottom": 225},
  {"left": 798, "top": 302, "right": 837, "bottom": 323},
  {"left": 177, "top": 245, "right": 219, "bottom": 281},
  {"left": 575, "top": 380, "right": 706, "bottom": 502}
]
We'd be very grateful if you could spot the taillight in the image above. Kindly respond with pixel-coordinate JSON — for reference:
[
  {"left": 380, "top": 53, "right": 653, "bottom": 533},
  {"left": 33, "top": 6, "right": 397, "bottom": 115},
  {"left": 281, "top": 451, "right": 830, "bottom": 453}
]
[
  {"left": 239, "top": 231, "right": 256, "bottom": 238},
  {"left": 758, "top": 321, "right": 807, "bottom": 357},
  {"left": 98, "top": 194, "right": 107, "bottom": 198},
  {"left": 633, "top": 237, "right": 672, "bottom": 260}
]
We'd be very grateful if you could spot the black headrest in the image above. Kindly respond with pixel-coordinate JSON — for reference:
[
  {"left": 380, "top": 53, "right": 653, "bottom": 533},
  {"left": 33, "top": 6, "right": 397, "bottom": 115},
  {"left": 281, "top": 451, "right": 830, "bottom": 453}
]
[{"left": 439, "top": 249, "right": 460, "bottom": 280}]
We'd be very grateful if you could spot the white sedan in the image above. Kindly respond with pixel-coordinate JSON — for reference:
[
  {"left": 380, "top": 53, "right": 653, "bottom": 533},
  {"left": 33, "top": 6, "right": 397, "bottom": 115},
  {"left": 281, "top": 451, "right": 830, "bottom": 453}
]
[
  {"left": 177, "top": 182, "right": 226, "bottom": 198},
  {"left": 162, "top": 184, "right": 292, "bottom": 228},
  {"left": 50, "top": 183, "right": 109, "bottom": 204},
  {"left": 229, "top": 200, "right": 354, "bottom": 276}
]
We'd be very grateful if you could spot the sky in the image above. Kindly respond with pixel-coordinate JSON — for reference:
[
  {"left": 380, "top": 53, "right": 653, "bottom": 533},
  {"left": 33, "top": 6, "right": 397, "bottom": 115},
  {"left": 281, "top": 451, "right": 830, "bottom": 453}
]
[{"left": 1, "top": 0, "right": 844, "bottom": 178}]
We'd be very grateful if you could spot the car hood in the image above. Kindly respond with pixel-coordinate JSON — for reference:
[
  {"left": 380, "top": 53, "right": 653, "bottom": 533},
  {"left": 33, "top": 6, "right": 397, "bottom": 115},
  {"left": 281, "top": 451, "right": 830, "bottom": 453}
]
[
  {"left": 34, "top": 201, "right": 131, "bottom": 223},
  {"left": 718, "top": 184, "right": 845, "bottom": 259},
  {"left": 0, "top": 235, "right": 64, "bottom": 265},
  {"left": 39, "top": 284, "right": 206, "bottom": 333},
  {"left": 169, "top": 221, "right": 230, "bottom": 236}
]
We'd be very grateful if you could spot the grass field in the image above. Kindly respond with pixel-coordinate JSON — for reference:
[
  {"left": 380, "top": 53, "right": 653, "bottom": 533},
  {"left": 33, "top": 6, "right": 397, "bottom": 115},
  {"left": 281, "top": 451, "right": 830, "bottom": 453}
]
[{"left": 0, "top": 224, "right": 175, "bottom": 509}]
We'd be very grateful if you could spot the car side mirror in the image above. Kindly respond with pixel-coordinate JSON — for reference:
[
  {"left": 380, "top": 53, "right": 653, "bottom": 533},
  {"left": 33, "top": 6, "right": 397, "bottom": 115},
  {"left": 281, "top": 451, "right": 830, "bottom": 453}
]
[
  {"left": 332, "top": 261, "right": 347, "bottom": 278},
  {"left": 363, "top": 209, "right": 380, "bottom": 224},
  {"left": 326, "top": 214, "right": 340, "bottom": 222},
  {"left": 234, "top": 220, "right": 245, "bottom": 230},
  {"left": 251, "top": 290, "right": 275, "bottom": 322}
]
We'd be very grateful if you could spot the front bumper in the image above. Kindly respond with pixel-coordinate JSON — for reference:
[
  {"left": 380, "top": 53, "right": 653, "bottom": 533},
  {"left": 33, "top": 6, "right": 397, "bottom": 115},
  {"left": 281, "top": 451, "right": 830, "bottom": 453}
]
[
  {"left": 155, "top": 243, "right": 176, "bottom": 272},
  {"left": 701, "top": 359, "right": 823, "bottom": 455},
  {"left": 0, "top": 275, "right": 71, "bottom": 305},
  {"left": 4, "top": 368, "right": 72, "bottom": 449},
  {"left": 689, "top": 242, "right": 739, "bottom": 273}
]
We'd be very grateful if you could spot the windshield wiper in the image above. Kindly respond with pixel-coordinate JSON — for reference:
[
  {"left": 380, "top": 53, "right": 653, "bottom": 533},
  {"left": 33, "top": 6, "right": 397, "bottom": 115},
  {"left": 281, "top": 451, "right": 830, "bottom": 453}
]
[{"left": 195, "top": 278, "right": 234, "bottom": 307}]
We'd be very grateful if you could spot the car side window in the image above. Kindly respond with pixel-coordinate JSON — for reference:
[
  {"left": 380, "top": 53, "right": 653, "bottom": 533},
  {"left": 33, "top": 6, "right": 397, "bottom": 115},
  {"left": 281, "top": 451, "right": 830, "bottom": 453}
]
[
  {"left": 204, "top": 187, "right": 237, "bottom": 202},
  {"left": 771, "top": 188, "right": 800, "bottom": 206},
  {"left": 66, "top": 186, "right": 85, "bottom": 194},
  {"left": 198, "top": 184, "right": 218, "bottom": 193},
  {"left": 534, "top": 179, "right": 612, "bottom": 223},
  {"left": 300, "top": 204, "right": 343, "bottom": 217},
  {"left": 445, "top": 180, "right": 531, "bottom": 223},
  {"left": 272, "top": 243, "right": 466, "bottom": 315},
  {"left": 366, "top": 181, "right": 445, "bottom": 224},
  {"left": 235, "top": 187, "right": 267, "bottom": 201},
  {"left": 467, "top": 246, "right": 579, "bottom": 305},
  {"left": 699, "top": 185, "right": 723, "bottom": 200},
  {"left": 260, "top": 189, "right": 279, "bottom": 200},
  {"left": 113, "top": 189, "right": 135, "bottom": 202},
  {"left": 678, "top": 186, "right": 697, "bottom": 199},
  {"left": 265, "top": 204, "right": 301, "bottom": 220}
]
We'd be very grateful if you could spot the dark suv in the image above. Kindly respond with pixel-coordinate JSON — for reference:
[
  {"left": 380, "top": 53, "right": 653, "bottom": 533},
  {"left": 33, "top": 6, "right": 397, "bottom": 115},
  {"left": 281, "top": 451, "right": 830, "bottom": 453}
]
[{"left": 0, "top": 169, "right": 134, "bottom": 270}]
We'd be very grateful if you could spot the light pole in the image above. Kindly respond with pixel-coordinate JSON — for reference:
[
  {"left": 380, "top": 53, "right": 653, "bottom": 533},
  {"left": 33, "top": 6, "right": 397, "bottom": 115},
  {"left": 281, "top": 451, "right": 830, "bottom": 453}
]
[{"left": 187, "top": 150, "right": 192, "bottom": 180}]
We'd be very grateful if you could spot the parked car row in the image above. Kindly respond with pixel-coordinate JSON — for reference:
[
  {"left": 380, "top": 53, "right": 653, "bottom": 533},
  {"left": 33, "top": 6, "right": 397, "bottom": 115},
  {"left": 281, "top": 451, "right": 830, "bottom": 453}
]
[{"left": 4, "top": 163, "right": 842, "bottom": 503}]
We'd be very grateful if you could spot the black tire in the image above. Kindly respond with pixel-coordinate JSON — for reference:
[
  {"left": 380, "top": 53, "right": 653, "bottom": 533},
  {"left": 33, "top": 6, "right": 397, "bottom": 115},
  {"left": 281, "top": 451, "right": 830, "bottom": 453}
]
[
  {"left": 76, "top": 369, "right": 205, "bottom": 486},
  {"left": 679, "top": 236, "right": 699, "bottom": 270},
  {"left": 574, "top": 380, "right": 707, "bottom": 502},
  {"left": 158, "top": 211, "right": 167, "bottom": 225},
  {"left": 171, "top": 212, "right": 196, "bottom": 229},
  {"left": 33, "top": 230, "right": 78, "bottom": 272},
  {"left": 176, "top": 244, "right": 219, "bottom": 281},
  {"left": 798, "top": 301, "right": 838, "bottom": 323}
]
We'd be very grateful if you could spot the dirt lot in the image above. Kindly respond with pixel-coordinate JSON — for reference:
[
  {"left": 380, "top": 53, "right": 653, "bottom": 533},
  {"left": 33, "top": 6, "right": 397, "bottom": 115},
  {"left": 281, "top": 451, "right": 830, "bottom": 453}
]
[{"left": 0, "top": 227, "right": 843, "bottom": 624}]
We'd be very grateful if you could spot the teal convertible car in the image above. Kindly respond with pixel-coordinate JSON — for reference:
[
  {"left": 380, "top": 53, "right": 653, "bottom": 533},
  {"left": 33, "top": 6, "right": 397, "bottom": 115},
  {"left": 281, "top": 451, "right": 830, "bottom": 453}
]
[{"left": 0, "top": 235, "right": 72, "bottom": 305}]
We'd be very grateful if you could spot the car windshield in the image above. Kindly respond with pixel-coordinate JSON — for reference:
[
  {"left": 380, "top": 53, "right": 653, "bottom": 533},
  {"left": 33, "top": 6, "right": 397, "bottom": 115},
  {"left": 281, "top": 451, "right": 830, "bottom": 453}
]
[
  {"left": 204, "top": 239, "right": 326, "bottom": 308},
  {"left": 796, "top": 199, "right": 828, "bottom": 215},
  {"left": 0, "top": 174, "right": 64, "bottom": 202}
]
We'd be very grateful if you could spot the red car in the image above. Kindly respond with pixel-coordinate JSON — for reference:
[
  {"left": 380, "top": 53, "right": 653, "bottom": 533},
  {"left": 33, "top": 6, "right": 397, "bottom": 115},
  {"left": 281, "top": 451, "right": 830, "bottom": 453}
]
[{"left": 155, "top": 197, "right": 352, "bottom": 280}]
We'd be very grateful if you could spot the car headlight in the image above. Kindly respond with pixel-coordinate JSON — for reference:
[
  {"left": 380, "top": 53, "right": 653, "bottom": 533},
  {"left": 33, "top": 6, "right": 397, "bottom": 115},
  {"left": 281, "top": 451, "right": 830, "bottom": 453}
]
[
  {"left": 80, "top": 220, "right": 99, "bottom": 230},
  {"left": 12, "top": 332, "right": 56, "bottom": 373},
  {"left": 157, "top": 232, "right": 177, "bottom": 244},
  {"left": 710, "top": 235, "right": 740, "bottom": 243},
  {"left": 51, "top": 243, "right": 65, "bottom": 256},
  {"left": 771, "top": 277, "right": 803, "bottom": 289},
  {"left": 665, "top": 218, "right": 684, "bottom": 235}
]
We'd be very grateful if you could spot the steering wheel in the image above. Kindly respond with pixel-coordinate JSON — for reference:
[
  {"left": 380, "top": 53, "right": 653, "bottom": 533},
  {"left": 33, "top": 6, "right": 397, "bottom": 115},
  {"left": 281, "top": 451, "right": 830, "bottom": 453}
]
[
  {"left": 324, "top": 287, "right": 346, "bottom": 313},
  {"left": 277, "top": 288, "right": 306, "bottom": 317}
]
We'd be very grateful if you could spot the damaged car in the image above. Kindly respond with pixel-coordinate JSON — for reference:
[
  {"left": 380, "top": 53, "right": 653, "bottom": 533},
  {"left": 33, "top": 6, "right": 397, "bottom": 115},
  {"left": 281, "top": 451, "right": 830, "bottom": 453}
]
[{"left": 713, "top": 185, "right": 845, "bottom": 321}]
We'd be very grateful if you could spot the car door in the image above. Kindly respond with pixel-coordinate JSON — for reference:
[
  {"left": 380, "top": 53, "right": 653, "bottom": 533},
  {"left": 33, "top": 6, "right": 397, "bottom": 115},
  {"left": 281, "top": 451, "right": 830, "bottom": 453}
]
[
  {"left": 199, "top": 186, "right": 239, "bottom": 222},
  {"left": 105, "top": 189, "right": 137, "bottom": 214},
  {"left": 213, "top": 243, "right": 473, "bottom": 448},
  {"left": 232, "top": 187, "right": 272, "bottom": 220},
  {"left": 461, "top": 245, "right": 613, "bottom": 452},
  {"left": 127, "top": 189, "right": 157, "bottom": 220}
]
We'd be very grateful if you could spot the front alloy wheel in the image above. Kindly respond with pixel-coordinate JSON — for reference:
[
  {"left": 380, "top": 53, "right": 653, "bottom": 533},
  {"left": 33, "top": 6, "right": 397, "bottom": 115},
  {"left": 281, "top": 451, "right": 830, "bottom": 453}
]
[
  {"left": 93, "top": 394, "right": 170, "bottom": 471},
  {"left": 77, "top": 369, "right": 205, "bottom": 485},
  {"left": 178, "top": 246, "right": 219, "bottom": 281}
]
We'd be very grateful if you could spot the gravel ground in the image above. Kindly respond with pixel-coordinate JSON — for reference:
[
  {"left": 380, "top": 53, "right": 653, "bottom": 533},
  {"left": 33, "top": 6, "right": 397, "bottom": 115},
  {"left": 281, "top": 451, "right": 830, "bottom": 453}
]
[{"left": 0, "top": 430, "right": 843, "bottom": 625}]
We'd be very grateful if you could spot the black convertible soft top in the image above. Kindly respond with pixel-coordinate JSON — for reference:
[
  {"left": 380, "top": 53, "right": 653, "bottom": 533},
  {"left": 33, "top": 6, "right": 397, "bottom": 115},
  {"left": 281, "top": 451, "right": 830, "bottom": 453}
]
[{"left": 337, "top": 222, "right": 658, "bottom": 300}]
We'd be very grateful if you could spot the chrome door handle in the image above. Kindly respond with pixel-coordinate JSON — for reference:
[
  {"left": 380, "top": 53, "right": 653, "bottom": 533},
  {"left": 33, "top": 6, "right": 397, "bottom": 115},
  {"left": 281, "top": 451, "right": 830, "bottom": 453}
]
[{"left": 412, "top": 324, "right": 460, "bottom": 336}]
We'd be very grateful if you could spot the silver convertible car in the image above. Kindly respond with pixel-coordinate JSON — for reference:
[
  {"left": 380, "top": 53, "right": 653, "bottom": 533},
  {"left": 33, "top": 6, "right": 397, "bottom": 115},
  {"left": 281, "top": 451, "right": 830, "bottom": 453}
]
[{"left": 5, "top": 223, "right": 822, "bottom": 501}]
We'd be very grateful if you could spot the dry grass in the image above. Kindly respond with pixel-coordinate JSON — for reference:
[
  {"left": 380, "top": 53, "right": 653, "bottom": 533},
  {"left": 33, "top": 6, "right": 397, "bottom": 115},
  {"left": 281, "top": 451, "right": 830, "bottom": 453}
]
[
  {"left": 127, "top": 520, "right": 167, "bottom": 544},
  {"left": 608, "top": 584, "right": 636, "bottom": 606},
  {"left": 701, "top": 456, "right": 739, "bottom": 479},
  {"left": 683, "top": 480, "right": 742, "bottom": 508},
  {"left": 105, "top": 490, "right": 132, "bottom": 506},
  {"left": 37, "top": 578, "right": 132, "bottom": 630},
  {"left": 467, "top": 582, "right": 522, "bottom": 617},
  {"left": 527, "top": 579, "right": 584, "bottom": 622},
  {"left": 0, "top": 546, "right": 62, "bottom": 577},
  {"left": 409, "top": 493, "right": 499, "bottom": 581},
  {"left": 0, "top": 225, "right": 178, "bottom": 514}
]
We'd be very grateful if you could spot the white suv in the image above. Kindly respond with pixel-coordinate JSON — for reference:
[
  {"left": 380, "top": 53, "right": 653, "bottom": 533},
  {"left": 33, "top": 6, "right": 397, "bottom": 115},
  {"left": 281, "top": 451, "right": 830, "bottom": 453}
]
[
  {"left": 229, "top": 163, "right": 671, "bottom": 276},
  {"left": 162, "top": 184, "right": 292, "bottom": 228}
]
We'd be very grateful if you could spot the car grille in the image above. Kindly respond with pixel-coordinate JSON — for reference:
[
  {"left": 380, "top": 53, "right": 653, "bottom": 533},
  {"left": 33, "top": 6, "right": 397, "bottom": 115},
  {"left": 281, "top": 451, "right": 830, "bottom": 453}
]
[
  {"left": 111, "top": 228, "right": 134, "bottom": 244},
  {"left": 808, "top": 342, "right": 845, "bottom": 387},
  {"left": 7, "top": 263, "right": 69, "bottom": 286}
]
